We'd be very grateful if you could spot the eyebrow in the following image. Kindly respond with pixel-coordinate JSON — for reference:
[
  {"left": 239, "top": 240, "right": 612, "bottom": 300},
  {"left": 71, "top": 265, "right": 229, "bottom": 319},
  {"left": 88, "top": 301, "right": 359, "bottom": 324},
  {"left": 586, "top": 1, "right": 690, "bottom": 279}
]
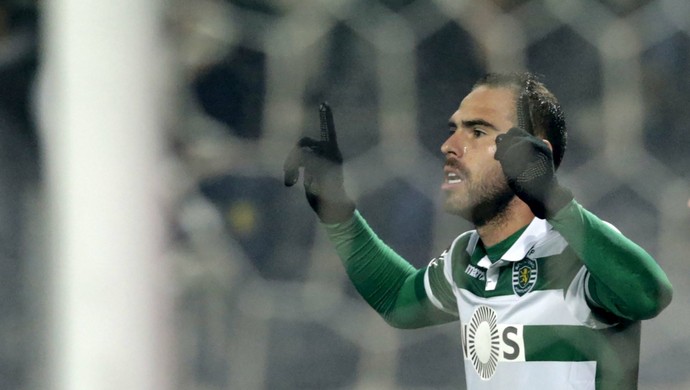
[{"left": 448, "top": 119, "right": 500, "bottom": 131}]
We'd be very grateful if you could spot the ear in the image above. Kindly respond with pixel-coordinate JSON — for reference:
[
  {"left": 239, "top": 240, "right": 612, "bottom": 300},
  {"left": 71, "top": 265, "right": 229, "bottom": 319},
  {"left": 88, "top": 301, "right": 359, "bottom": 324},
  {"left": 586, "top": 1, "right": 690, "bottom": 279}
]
[{"left": 542, "top": 139, "right": 553, "bottom": 152}]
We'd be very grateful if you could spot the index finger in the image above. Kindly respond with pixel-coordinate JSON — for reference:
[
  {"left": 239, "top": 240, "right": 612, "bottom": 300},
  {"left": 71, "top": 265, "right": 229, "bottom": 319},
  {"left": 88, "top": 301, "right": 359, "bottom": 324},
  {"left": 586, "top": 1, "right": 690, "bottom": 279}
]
[{"left": 319, "top": 102, "right": 337, "bottom": 144}]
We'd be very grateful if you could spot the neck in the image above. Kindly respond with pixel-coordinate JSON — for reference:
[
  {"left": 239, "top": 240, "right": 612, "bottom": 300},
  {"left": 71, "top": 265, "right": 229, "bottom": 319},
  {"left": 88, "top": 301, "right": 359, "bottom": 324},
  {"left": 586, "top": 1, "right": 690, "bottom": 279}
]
[{"left": 476, "top": 198, "right": 534, "bottom": 247}]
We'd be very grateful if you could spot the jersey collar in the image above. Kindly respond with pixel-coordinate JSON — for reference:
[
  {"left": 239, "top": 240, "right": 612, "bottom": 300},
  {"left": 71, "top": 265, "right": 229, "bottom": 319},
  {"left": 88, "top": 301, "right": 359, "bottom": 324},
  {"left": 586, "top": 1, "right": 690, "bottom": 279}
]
[{"left": 472, "top": 217, "right": 551, "bottom": 270}]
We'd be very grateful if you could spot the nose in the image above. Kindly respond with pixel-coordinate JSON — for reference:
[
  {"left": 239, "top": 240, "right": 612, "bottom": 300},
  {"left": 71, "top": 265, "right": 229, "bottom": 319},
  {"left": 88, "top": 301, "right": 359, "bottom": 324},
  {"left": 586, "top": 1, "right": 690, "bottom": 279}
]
[{"left": 441, "top": 132, "right": 464, "bottom": 157}]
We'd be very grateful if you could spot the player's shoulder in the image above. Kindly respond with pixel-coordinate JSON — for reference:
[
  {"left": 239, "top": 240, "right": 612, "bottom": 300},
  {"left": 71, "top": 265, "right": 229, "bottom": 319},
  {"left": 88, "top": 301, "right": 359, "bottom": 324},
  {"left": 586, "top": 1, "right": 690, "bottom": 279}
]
[
  {"left": 428, "top": 229, "right": 475, "bottom": 269},
  {"left": 531, "top": 222, "right": 569, "bottom": 258},
  {"left": 455, "top": 229, "right": 477, "bottom": 247},
  {"left": 442, "top": 229, "right": 476, "bottom": 256}
]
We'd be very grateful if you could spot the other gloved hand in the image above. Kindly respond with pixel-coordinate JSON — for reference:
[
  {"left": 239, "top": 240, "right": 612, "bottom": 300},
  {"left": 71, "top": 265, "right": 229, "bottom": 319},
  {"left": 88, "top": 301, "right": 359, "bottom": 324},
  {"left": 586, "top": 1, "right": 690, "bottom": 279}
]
[
  {"left": 283, "top": 102, "right": 355, "bottom": 223},
  {"left": 494, "top": 127, "right": 573, "bottom": 219}
]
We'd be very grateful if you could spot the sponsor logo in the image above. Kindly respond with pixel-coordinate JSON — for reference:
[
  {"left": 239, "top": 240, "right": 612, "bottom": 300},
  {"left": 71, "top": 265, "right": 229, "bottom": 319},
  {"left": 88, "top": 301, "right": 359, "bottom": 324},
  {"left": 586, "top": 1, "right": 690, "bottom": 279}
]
[
  {"left": 461, "top": 305, "right": 525, "bottom": 380},
  {"left": 465, "top": 264, "right": 485, "bottom": 280},
  {"left": 512, "top": 258, "right": 538, "bottom": 297}
]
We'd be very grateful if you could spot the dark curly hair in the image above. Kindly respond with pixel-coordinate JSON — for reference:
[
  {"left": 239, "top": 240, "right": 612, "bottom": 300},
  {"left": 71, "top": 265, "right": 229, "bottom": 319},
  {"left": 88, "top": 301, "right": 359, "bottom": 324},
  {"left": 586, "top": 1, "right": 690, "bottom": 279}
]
[{"left": 473, "top": 72, "right": 567, "bottom": 169}]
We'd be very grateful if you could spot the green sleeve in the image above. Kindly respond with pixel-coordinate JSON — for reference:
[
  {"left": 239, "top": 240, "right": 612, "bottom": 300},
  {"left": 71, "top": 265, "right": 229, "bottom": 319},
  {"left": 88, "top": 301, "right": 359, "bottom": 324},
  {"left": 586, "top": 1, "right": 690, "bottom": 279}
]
[
  {"left": 323, "top": 211, "right": 457, "bottom": 329},
  {"left": 549, "top": 200, "right": 673, "bottom": 321}
]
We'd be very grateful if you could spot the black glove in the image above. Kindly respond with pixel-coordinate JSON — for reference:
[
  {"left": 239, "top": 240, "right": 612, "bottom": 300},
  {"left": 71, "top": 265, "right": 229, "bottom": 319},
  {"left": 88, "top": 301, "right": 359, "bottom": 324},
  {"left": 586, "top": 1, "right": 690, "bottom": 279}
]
[
  {"left": 283, "top": 102, "right": 355, "bottom": 223},
  {"left": 494, "top": 127, "right": 573, "bottom": 219}
]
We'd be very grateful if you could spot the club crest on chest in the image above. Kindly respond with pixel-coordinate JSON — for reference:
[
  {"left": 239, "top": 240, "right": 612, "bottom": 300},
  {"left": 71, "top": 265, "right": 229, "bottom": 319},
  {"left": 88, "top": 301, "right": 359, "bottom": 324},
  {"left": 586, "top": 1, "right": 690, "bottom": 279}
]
[{"left": 512, "top": 258, "right": 538, "bottom": 296}]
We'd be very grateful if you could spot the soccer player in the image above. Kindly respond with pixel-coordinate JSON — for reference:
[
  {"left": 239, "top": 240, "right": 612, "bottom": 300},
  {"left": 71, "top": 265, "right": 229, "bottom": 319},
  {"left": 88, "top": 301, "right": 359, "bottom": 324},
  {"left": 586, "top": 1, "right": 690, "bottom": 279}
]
[{"left": 284, "top": 72, "right": 673, "bottom": 389}]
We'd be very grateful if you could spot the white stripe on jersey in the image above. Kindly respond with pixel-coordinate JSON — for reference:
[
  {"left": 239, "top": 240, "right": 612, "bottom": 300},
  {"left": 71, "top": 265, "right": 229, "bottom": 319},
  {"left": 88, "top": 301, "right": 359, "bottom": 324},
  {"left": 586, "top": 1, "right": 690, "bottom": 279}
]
[
  {"left": 424, "top": 231, "right": 472, "bottom": 314},
  {"left": 423, "top": 269, "right": 449, "bottom": 313},
  {"left": 456, "top": 287, "right": 596, "bottom": 327},
  {"left": 566, "top": 267, "right": 616, "bottom": 329}
]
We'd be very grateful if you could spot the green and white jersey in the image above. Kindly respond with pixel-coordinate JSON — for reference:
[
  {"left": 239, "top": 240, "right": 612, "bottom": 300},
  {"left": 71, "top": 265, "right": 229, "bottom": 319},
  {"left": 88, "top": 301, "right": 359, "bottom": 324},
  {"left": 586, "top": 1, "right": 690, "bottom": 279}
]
[{"left": 424, "top": 217, "right": 640, "bottom": 390}]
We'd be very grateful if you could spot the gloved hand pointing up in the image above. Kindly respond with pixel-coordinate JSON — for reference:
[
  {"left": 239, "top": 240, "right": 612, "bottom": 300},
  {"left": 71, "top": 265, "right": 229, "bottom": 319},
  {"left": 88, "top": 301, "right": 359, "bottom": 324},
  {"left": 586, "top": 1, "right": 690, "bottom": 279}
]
[{"left": 284, "top": 103, "right": 355, "bottom": 224}]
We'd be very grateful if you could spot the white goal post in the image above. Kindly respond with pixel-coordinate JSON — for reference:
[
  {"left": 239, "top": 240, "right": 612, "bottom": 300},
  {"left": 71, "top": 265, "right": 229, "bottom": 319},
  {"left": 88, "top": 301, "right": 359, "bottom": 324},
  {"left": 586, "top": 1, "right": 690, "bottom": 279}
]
[{"left": 39, "top": 1, "right": 175, "bottom": 389}]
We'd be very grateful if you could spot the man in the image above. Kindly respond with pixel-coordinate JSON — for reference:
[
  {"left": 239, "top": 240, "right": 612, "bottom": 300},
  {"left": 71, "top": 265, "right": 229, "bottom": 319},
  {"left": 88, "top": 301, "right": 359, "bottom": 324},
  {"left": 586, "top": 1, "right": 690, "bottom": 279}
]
[{"left": 284, "top": 72, "right": 673, "bottom": 389}]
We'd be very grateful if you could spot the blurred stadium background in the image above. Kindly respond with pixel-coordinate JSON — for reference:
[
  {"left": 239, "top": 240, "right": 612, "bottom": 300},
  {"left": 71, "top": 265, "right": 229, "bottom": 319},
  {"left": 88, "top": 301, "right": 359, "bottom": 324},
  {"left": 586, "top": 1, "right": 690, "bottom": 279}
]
[{"left": 1, "top": 0, "right": 689, "bottom": 389}]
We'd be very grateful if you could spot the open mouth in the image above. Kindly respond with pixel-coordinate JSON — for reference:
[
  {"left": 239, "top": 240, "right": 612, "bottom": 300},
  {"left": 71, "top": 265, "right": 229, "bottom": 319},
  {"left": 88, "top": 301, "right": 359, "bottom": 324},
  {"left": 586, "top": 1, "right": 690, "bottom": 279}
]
[
  {"left": 446, "top": 172, "right": 463, "bottom": 184},
  {"left": 444, "top": 170, "right": 467, "bottom": 187}
]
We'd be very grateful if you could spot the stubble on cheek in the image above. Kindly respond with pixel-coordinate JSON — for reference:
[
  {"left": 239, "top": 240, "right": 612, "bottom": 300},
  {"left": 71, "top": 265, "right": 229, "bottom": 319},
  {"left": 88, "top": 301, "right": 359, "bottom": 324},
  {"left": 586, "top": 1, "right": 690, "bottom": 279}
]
[{"left": 442, "top": 162, "right": 512, "bottom": 223}]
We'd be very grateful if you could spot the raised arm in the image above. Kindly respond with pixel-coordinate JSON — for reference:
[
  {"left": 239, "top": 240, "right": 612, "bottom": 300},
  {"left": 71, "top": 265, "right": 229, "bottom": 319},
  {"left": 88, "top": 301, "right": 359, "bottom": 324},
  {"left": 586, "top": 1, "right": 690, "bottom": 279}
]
[
  {"left": 324, "top": 212, "right": 456, "bottom": 328},
  {"left": 284, "top": 103, "right": 455, "bottom": 328},
  {"left": 549, "top": 201, "right": 673, "bottom": 321},
  {"left": 494, "top": 127, "right": 672, "bottom": 322}
]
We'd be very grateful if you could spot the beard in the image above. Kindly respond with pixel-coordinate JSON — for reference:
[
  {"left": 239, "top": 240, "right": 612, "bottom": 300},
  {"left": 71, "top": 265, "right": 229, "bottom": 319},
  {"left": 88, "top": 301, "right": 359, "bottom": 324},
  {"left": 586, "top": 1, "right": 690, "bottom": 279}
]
[{"left": 443, "top": 169, "right": 516, "bottom": 227}]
